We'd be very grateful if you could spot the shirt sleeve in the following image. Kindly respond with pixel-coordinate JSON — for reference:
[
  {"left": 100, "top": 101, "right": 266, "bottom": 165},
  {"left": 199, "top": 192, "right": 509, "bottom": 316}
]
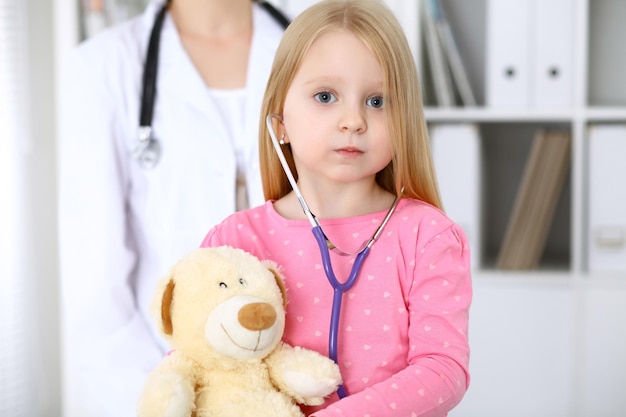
[
  {"left": 311, "top": 224, "right": 472, "bottom": 417},
  {"left": 57, "top": 46, "right": 163, "bottom": 417},
  {"left": 200, "top": 227, "right": 220, "bottom": 247}
]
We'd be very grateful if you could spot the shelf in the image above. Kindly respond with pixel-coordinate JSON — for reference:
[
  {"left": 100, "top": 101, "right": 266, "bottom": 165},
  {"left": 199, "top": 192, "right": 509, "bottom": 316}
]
[
  {"left": 424, "top": 107, "right": 576, "bottom": 123},
  {"left": 425, "top": 107, "right": 626, "bottom": 124},
  {"left": 583, "top": 107, "right": 626, "bottom": 122},
  {"left": 420, "top": 0, "right": 626, "bottom": 277}
]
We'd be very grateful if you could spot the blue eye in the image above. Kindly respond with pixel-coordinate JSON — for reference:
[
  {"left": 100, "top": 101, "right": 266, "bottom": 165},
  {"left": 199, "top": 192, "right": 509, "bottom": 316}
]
[
  {"left": 366, "top": 96, "right": 384, "bottom": 109},
  {"left": 314, "top": 91, "right": 336, "bottom": 104}
]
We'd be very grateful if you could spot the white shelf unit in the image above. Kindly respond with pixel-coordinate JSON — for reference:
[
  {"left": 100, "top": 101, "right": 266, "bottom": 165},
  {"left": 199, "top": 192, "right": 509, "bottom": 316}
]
[
  {"left": 422, "top": 0, "right": 626, "bottom": 279},
  {"left": 419, "top": 0, "right": 626, "bottom": 416}
]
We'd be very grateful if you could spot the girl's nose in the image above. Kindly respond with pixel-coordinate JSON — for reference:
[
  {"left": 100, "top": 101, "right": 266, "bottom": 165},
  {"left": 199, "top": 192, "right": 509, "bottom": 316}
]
[{"left": 339, "top": 104, "right": 366, "bottom": 133}]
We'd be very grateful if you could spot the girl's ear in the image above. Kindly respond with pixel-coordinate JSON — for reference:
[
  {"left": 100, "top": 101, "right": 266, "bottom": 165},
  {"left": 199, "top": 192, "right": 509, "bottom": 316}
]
[{"left": 278, "top": 122, "right": 289, "bottom": 144}]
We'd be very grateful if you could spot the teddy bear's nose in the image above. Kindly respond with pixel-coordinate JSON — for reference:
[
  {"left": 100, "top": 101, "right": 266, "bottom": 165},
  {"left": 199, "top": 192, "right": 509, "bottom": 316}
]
[{"left": 238, "top": 302, "right": 277, "bottom": 331}]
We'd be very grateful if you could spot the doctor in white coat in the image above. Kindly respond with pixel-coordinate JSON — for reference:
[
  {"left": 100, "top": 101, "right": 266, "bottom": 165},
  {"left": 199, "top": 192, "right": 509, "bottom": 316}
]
[{"left": 57, "top": 0, "right": 288, "bottom": 415}]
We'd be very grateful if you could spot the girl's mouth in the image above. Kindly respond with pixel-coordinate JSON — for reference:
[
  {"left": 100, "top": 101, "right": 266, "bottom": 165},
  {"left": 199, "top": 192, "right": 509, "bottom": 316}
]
[{"left": 336, "top": 147, "right": 363, "bottom": 157}]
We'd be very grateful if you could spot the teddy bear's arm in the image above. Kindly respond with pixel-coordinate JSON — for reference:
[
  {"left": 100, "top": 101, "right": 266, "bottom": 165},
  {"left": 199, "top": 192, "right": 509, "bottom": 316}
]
[
  {"left": 266, "top": 342, "right": 342, "bottom": 406},
  {"left": 137, "top": 351, "right": 198, "bottom": 417}
]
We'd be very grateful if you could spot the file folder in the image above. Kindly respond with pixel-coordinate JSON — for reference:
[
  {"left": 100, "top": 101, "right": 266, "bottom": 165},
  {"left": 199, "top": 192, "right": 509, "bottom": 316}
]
[
  {"left": 533, "top": 0, "right": 575, "bottom": 108},
  {"left": 422, "top": 0, "right": 455, "bottom": 107},
  {"left": 431, "top": 0, "right": 476, "bottom": 107},
  {"left": 588, "top": 125, "right": 626, "bottom": 273},
  {"left": 431, "top": 123, "right": 482, "bottom": 269},
  {"left": 497, "top": 130, "right": 571, "bottom": 270},
  {"left": 486, "top": 0, "right": 532, "bottom": 108}
]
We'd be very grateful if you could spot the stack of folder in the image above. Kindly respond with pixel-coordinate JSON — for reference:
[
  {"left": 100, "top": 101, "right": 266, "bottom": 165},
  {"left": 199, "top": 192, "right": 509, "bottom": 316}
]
[
  {"left": 496, "top": 129, "right": 571, "bottom": 270},
  {"left": 422, "top": 0, "right": 475, "bottom": 107}
]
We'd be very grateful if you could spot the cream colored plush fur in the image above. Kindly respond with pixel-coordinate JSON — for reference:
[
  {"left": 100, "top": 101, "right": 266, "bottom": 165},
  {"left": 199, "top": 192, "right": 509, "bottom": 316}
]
[{"left": 137, "top": 246, "right": 342, "bottom": 417}]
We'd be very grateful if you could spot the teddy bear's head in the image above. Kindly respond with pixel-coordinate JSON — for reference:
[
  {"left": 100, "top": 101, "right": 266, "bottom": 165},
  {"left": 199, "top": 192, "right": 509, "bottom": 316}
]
[{"left": 151, "top": 246, "right": 288, "bottom": 366}]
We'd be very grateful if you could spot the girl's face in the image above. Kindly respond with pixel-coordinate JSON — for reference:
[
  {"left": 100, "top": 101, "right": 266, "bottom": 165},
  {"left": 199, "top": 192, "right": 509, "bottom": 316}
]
[{"left": 281, "top": 29, "right": 392, "bottom": 190}]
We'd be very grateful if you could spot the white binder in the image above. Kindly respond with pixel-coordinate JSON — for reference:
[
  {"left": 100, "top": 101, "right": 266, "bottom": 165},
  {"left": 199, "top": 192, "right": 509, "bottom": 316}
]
[
  {"left": 533, "top": 0, "right": 575, "bottom": 108},
  {"left": 588, "top": 125, "right": 626, "bottom": 273},
  {"left": 430, "top": 123, "right": 482, "bottom": 269},
  {"left": 485, "top": 0, "right": 531, "bottom": 108}
]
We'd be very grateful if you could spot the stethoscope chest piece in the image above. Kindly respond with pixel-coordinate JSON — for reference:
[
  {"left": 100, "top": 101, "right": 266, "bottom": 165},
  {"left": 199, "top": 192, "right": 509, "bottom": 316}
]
[{"left": 132, "top": 126, "right": 161, "bottom": 169}]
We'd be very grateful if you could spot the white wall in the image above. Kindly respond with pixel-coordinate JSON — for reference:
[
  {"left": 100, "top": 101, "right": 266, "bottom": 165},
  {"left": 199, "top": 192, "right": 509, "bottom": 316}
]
[
  {"left": 26, "top": 0, "right": 62, "bottom": 413},
  {"left": 0, "top": 0, "right": 61, "bottom": 415}
]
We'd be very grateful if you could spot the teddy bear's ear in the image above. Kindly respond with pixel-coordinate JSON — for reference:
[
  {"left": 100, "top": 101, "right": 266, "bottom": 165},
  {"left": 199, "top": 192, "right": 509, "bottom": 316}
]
[
  {"left": 151, "top": 270, "right": 176, "bottom": 336},
  {"left": 263, "top": 261, "right": 287, "bottom": 310},
  {"left": 160, "top": 278, "right": 175, "bottom": 335}
]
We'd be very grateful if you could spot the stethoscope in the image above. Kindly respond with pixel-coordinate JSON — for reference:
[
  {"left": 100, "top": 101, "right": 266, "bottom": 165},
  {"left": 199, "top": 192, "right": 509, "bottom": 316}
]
[
  {"left": 131, "top": 0, "right": 290, "bottom": 169},
  {"left": 266, "top": 114, "right": 401, "bottom": 398}
]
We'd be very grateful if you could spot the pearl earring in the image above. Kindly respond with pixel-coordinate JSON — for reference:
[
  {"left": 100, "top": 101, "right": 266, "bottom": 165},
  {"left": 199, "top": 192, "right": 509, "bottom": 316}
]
[{"left": 279, "top": 134, "right": 286, "bottom": 145}]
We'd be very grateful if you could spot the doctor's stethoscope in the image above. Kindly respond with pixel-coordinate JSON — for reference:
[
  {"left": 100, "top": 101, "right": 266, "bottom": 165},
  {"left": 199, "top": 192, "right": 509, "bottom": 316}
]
[
  {"left": 131, "top": 0, "right": 290, "bottom": 169},
  {"left": 266, "top": 114, "right": 401, "bottom": 398}
]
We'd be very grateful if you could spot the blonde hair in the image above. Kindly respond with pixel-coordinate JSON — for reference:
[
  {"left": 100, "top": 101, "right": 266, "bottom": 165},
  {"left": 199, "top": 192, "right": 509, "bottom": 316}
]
[{"left": 259, "top": 0, "right": 443, "bottom": 210}]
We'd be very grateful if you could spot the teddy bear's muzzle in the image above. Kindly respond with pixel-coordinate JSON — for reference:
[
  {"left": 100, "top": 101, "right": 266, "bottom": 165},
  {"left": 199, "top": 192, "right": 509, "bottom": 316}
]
[
  {"left": 238, "top": 302, "right": 277, "bottom": 331},
  {"left": 205, "top": 295, "right": 284, "bottom": 359}
]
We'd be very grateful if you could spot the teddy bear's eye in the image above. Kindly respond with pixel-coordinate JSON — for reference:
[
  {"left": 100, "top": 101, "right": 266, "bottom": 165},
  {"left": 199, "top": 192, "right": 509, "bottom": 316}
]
[
  {"left": 238, "top": 278, "right": 246, "bottom": 286},
  {"left": 219, "top": 282, "right": 228, "bottom": 289}
]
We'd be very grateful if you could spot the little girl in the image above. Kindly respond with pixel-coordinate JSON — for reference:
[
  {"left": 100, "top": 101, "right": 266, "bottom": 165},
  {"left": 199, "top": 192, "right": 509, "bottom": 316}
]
[{"left": 201, "top": 1, "right": 472, "bottom": 415}]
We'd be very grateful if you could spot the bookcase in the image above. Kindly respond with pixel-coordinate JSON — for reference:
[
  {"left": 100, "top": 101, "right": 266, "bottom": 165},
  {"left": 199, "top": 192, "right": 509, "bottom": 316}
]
[
  {"left": 420, "top": 0, "right": 626, "bottom": 277},
  {"left": 52, "top": 0, "right": 626, "bottom": 416},
  {"left": 416, "top": 0, "right": 626, "bottom": 416}
]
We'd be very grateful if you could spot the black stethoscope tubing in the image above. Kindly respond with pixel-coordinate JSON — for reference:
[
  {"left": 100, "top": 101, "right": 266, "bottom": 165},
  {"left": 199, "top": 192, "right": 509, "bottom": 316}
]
[
  {"left": 139, "top": 1, "right": 168, "bottom": 130},
  {"left": 135, "top": 0, "right": 289, "bottom": 167}
]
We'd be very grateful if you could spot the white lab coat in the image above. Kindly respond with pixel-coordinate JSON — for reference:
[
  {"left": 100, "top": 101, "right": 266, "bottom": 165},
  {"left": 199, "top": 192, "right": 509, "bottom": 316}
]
[{"left": 57, "top": 2, "right": 285, "bottom": 416}]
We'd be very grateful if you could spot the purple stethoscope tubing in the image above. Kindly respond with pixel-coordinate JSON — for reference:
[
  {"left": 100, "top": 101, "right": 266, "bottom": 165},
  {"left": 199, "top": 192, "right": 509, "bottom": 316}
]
[
  {"left": 266, "top": 114, "right": 398, "bottom": 399},
  {"left": 312, "top": 226, "right": 370, "bottom": 398}
]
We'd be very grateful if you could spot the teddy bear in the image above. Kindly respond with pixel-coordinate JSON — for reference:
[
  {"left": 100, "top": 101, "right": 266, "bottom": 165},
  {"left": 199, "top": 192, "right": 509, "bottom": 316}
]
[{"left": 137, "top": 246, "right": 342, "bottom": 417}]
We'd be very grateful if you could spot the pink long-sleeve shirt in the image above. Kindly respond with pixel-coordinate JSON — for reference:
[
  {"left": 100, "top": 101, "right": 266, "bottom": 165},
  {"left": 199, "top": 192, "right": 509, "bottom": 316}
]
[{"left": 201, "top": 198, "right": 472, "bottom": 416}]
